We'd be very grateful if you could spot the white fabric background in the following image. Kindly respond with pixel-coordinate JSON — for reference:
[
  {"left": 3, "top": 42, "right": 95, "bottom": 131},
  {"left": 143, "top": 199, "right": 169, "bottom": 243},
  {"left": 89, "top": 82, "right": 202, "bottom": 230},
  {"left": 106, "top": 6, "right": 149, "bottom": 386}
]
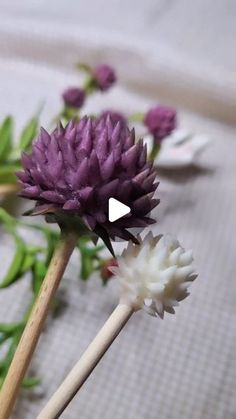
[
  {"left": 0, "top": 0, "right": 236, "bottom": 123},
  {"left": 0, "top": 2, "right": 235, "bottom": 418}
]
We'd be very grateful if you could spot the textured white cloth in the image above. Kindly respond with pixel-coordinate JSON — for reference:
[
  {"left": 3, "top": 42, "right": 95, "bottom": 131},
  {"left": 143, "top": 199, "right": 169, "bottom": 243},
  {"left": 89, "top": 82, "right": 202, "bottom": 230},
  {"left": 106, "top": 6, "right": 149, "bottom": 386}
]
[
  {"left": 0, "top": 6, "right": 235, "bottom": 419},
  {"left": 0, "top": 0, "right": 236, "bottom": 122}
]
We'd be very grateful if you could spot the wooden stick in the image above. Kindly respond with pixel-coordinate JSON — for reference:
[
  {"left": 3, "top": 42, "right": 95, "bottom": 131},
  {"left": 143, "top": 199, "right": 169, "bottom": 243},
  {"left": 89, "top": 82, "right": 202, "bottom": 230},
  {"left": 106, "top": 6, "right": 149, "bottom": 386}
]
[
  {"left": 37, "top": 303, "right": 134, "bottom": 419},
  {"left": 0, "top": 231, "right": 78, "bottom": 419},
  {"left": 0, "top": 184, "right": 18, "bottom": 196}
]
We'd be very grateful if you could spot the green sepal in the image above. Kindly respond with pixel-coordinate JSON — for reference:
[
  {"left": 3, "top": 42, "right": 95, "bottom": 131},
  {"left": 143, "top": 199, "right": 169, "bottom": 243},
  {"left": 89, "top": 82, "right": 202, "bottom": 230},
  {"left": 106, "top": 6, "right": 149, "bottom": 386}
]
[
  {"left": 76, "top": 63, "right": 92, "bottom": 74},
  {"left": 61, "top": 106, "right": 79, "bottom": 123}
]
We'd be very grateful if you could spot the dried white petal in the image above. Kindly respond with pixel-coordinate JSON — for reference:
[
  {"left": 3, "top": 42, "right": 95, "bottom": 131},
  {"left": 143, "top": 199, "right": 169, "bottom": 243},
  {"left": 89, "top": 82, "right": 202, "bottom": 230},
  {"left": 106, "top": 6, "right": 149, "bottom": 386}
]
[{"left": 115, "top": 233, "right": 197, "bottom": 318}]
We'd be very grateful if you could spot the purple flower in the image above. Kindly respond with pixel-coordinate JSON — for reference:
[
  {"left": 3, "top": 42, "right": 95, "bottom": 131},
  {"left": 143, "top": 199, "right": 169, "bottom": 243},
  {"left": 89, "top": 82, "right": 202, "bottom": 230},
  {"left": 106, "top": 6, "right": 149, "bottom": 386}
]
[
  {"left": 16, "top": 116, "right": 159, "bottom": 245},
  {"left": 93, "top": 65, "right": 116, "bottom": 91},
  {"left": 62, "top": 87, "right": 85, "bottom": 108},
  {"left": 144, "top": 105, "right": 177, "bottom": 142},
  {"left": 100, "top": 110, "right": 127, "bottom": 127}
]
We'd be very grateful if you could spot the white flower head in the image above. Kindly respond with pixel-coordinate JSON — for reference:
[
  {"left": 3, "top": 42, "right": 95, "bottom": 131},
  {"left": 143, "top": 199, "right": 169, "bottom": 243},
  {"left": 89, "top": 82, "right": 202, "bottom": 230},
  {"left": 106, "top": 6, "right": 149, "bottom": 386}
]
[{"left": 110, "top": 232, "right": 197, "bottom": 318}]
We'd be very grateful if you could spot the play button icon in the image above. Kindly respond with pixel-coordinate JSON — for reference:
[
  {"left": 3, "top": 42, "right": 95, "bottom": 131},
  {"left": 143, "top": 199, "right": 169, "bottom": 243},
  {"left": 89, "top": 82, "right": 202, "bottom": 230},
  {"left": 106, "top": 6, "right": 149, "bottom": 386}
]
[{"left": 108, "top": 198, "right": 131, "bottom": 222}]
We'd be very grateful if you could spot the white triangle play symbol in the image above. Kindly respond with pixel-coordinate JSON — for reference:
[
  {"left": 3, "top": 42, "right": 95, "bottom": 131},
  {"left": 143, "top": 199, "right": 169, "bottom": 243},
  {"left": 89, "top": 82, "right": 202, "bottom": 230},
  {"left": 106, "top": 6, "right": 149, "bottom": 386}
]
[{"left": 108, "top": 198, "right": 131, "bottom": 222}]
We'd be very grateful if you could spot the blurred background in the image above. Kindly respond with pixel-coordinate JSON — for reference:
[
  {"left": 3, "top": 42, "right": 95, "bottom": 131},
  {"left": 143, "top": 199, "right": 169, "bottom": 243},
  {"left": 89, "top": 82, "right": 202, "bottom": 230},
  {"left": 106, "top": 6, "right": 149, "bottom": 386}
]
[
  {"left": 0, "top": 1, "right": 235, "bottom": 418},
  {"left": 0, "top": 0, "right": 236, "bottom": 122}
]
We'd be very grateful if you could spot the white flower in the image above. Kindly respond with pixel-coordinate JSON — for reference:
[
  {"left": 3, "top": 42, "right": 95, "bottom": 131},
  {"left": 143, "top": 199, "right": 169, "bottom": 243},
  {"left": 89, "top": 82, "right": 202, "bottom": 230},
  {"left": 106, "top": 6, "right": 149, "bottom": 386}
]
[{"left": 110, "top": 232, "right": 197, "bottom": 318}]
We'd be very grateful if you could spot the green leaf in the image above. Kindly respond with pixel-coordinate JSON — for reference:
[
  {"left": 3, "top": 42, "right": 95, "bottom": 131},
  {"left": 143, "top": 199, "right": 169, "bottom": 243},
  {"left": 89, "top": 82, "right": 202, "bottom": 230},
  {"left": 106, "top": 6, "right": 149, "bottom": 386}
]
[
  {"left": 22, "top": 376, "right": 40, "bottom": 388},
  {"left": 84, "top": 245, "right": 104, "bottom": 256},
  {"left": 19, "top": 116, "right": 38, "bottom": 152},
  {"left": 20, "top": 253, "right": 35, "bottom": 275},
  {"left": 0, "top": 116, "right": 13, "bottom": 162},
  {"left": 32, "top": 260, "right": 47, "bottom": 295},
  {"left": 1, "top": 339, "right": 18, "bottom": 373},
  {"left": 0, "top": 208, "right": 17, "bottom": 230},
  {"left": 42, "top": 228, "right": 59, "bottom": 265},
  {"left": 0, "top": 322, "right": 23, "bottom": 334},
  {"left": 0, "top": 164, "right": 20, "bottom": 184},
  {"left": 80, "top": 254, "right": 93, "bottom": 281},
  {"left": 0, "top": 333, "right": 10, "bottom": 345},
  {"left": 0, "top": 234, "right": 26, "bottom": 288}
]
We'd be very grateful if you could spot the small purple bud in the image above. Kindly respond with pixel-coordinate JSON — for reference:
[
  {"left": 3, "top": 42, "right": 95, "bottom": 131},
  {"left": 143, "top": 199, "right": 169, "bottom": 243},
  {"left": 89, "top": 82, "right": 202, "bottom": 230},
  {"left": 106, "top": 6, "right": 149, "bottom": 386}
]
[
  {"left": 62, "top": 87, "right": 85, "bottom": 108},
  {"left": 144, "top": 105, "right": 177, "bottom": 142},
  {"left": 93, "top": 65, "right": 116, "bottom": 91}
]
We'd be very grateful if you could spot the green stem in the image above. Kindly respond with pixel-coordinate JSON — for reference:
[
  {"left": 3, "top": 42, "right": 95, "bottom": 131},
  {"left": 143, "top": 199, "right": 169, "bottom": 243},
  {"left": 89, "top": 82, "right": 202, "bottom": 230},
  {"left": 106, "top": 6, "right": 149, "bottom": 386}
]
[
  {"left": 149, "top": 140, "right": 161, "bottom": 161},
  {"left": 128, "top": 112, "right": 144, "bottom": 123}
]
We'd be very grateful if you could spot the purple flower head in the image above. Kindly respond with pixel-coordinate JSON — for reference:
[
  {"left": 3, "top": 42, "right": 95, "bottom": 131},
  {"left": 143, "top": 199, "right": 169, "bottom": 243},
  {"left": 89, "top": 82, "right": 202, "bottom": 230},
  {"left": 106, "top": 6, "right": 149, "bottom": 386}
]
[
  {"left": 62, "top": 87, "right": 85, "bottom": 108},
  {"left": 93, "top": 65, "right": 116, "bottom": 91},
  {"left": 144, "top": 105, "right": 177, "bottom": 142},
  {"left": 17, "top": 116, "right": 159, "bottom": 248},
  {"left": 100, "top": 110, "right": 127, "bottom": 127}
]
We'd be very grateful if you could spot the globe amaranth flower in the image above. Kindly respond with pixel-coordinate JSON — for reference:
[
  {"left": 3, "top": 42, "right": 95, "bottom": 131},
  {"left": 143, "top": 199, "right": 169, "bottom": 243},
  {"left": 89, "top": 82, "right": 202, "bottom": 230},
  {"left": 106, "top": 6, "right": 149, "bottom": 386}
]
[
  {"left": 62, "top": 87, "right": 86, "bottom": 109},
  {"left": 16, "top": 116, "right": 159, "bottom": 250},
  {"left": 144, "top": 105, "right": 177, "bottom": 142},
  {"left": 110, "top": 232, "right": 197, "bottom": 318},
  {"left": 100, "top": 110, "right": 127, "bottom": 128},
  {"left": 93, "top": 65, "right": 116, "bottom": 91}
]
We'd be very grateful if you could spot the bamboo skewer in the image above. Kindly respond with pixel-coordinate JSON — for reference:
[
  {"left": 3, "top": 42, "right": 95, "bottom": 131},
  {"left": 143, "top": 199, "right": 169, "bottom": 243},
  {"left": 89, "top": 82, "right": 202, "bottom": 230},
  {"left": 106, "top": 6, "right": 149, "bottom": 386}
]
[
  {"left": 37, "top": 303, "right": 134, "bottom": 419},
  {"left": 0, "top": 231, "right": 78, "bottom": 419}
]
